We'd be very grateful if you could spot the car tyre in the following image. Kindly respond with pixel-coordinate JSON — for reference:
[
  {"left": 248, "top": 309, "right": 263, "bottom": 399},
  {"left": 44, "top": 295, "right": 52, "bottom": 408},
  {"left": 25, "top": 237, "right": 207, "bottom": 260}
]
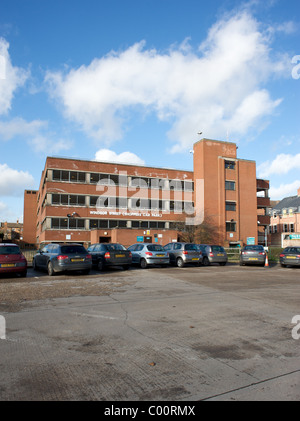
[
  {"left": 202, "top": 256, "right": 209, "bottom": 266},
  {"left": 280, "top": 263, "right": 286, "bottom": 268},
  {"left": 176, "top": 257, "right": 184, "bottom": 268},
  {"left": 140, "top": 258, "right": 148, "bottom": 269},
  {"left": 48, "top": 261, "right": 55, "bottom": 276},
  {"left": 97, "top": 259, "right": 104, "bottom": 271},
  {"left": 20, "top": 270, "right": 27, "bottom": 277}
]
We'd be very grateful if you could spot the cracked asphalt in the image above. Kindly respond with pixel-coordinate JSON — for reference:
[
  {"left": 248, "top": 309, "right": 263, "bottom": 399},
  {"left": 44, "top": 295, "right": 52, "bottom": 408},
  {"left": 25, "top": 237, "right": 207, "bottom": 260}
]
[{"left": 0, "top": 263, "right": 299, "bottom": 401}]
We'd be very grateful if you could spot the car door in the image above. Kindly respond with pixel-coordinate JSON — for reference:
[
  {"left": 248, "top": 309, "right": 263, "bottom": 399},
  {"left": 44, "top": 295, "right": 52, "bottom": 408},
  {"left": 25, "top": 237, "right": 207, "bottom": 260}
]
[
  {"left": 36, "top": 244, "right": 50, "bottom": 268},
  {"left": 164, "top": 243, "right": 174, "bottom": 263},
  {"left": 128, "top": 244, "right": 139, "bottom": 263}
]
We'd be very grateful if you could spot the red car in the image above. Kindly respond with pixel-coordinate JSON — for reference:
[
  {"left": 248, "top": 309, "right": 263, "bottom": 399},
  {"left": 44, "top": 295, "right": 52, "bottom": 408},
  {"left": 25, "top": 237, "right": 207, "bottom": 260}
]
[{"left": 0, "top": 244, "right": 27, "bottom": 277}]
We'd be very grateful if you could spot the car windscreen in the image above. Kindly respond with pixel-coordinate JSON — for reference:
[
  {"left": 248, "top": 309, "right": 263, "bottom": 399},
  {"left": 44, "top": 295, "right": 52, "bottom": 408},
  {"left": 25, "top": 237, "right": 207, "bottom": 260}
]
[
  {"left": 244, "top": 245, "right": 263, "bottom": 251},
  {"left": 184, "top": 244, "right": 198, "bottom": 250},
  {"left": 147, "top": 245, "right": 164, "bottom": 251},
  {"left": 104, "top": 244, "right": 126, "bottom": 251},
  {"left": 60, "top": 246, "right": 87, "bottom": 254},
  {"left": 0, "top": 246, "right": 21, "bottom": 255}
]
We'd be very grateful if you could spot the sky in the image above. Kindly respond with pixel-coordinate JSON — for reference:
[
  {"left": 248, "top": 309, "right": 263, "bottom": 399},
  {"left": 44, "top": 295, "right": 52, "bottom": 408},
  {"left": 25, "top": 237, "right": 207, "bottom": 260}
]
[{"left": 0, "top": 0, "right": 300, "bottom": 222}]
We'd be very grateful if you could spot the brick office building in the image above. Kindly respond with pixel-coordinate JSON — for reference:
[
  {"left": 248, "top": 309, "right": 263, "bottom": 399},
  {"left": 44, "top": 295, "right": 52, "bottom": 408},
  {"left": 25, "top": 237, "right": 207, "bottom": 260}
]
[{"left": 23, "top": 138, "right": 270, "bottom": 247}]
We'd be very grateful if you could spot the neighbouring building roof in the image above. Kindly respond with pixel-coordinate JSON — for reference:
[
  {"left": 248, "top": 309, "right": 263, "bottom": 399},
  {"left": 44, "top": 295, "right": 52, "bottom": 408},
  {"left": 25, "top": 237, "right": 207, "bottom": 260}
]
[{"left": 272, "top": 195, "right": 300, "bottom": 214}]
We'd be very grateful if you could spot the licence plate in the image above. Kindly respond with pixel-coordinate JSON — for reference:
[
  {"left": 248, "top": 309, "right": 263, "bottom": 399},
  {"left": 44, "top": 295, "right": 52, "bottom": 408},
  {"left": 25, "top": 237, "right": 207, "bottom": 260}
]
[
  {"left": 249, "top": 257, "right": 258, "bottom": 260},
  {"left": 217, "top": 254, "right": 224, "bottom": 257},
  {"left": 192, "top": 258, "right": 199, "bottom": 261},
  {"left": 71, "top": 258, "right": 84, "bottom": 262},
  {"left": 116, "top": 254, "right": 125, "bottom": 258},
  {"left": 0, "top": 263, "right": 15, "bottom": 267},
  {"left": 286, "top": 256, "right": 296, "bottom": 259},
  {"left": 156, "top": 254, "right": 165, "bottom": 257}
]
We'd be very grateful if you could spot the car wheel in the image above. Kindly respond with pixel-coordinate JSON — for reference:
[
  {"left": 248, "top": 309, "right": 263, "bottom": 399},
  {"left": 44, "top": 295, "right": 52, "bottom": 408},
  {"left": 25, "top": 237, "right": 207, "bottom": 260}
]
[
  {"left": 33, "top": 258, "right": 38, "bottom": 271},
  {"left": 239, "top": 260, "right": 244, "bottom": 266},
  {"left": 97, "top": 259, "right": 104, "bottom": 271},
  {"left": 202, "top": 257, "right": 209, "bottom": 266},
  {"left": 48, "top": 261, "right": 55, "bottom": 276},
  {"left": 20, "top": 271, "right": 27, "bottom": 277},
  {"left": 280, "top": 263, "right": 286, "bottom": 268},
  {"left": 140, "top": 258, "right": 148, "bottom": 269},
  {"left": 176, "top": 257, "right": 184, "bottom": 268}
]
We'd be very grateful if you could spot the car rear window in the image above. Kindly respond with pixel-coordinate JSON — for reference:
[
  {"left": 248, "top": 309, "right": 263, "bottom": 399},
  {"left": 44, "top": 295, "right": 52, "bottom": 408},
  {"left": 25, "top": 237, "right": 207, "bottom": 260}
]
[
  {"left": 211, "top": 246, "right": 225, "bottom": 252},
  {"left": 0, "top": 246, "right": 21, "bottom": 255},
  {"left": 147, "top": 245, "right": 164, "bottom": 251},
  {"left": 184, "top": 244, "right": 198, "bottom": 250},
  {"left": 104, "top": 244, "right": 126, "bottom": 251},
  {"left": 244, "top": 245, "right": 264, "bottom": 251},
  {"left": 61, "top": 245, "right": 87, "bottom": 254}
]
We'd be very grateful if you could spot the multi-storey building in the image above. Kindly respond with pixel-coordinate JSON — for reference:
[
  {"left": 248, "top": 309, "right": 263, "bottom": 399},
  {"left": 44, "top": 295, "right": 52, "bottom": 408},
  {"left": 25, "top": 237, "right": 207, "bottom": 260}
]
[
  {"left": 23, "top": 138, "right": 270, "bottom": 247},
  {"left": 269, "top": 187, "right": 300, "bottom": 247}
]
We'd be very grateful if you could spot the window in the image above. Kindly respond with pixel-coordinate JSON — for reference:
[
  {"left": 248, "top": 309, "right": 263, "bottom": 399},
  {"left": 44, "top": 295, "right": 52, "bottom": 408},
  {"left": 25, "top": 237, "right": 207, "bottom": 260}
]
[
  {"left": 52, "top": 170, "right": 85, "bottom": 183},
  {"left": 283, "top": 224, "right": 289, "bottom": 233},
  {"left": 225, "top": 181, "right": 235, "bottom": 191},
  {"left": 226, "top": 202, "right": 236, "bottom": 211},
  {"left": 225, "top": 161, "right": 235, "bottom": 170},
  {"left": 52, "top": 194, "right": 85, "bottom": 206},
  {"left": 51, "top": 218, "right": 85, "bottom": 230},
  {"left": 226, "top": 221, "right": 236, "bottom": 232},
  {"left": 290, "top": 224, "right": 295, "bottom": 233}
]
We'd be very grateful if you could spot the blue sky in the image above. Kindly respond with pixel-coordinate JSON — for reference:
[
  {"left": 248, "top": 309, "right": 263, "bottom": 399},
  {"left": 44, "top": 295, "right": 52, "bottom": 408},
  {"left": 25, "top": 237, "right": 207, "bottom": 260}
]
[{"left": 0, "top": 0, "right": 299, "bottom": 222}]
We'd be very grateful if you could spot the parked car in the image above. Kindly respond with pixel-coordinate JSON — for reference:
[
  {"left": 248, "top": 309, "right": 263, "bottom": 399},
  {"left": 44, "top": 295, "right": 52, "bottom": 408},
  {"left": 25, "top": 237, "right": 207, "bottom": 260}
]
[
  {"left": 163, "top": 242, "right": 202, "bottom": 267},
  {"left": 197, "top": 244, "right": 228, "bottom": 266},
  {"left": 280, "top": 247, "right": 300, "bottom": 268},
  {"left": 33, "top": 243, "right": 92, "bottom": 276},
  {"left": 128, "top": 243, "right": 169, "bottom": 269},
  {"left": 239, "top": 245, "right": 266, "bottom": 266},
  {"left": 0, "top": 243, "right": 27, "bottom": 277},
  {"left": 87, "top": 243, "right": 132, "bottom": 271}
]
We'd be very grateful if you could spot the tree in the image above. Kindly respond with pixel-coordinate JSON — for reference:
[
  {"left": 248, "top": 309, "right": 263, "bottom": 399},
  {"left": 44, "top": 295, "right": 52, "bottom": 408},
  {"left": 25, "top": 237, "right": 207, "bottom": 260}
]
[{"left": 173, "top": 213, "right": 220, "bottom": 244}]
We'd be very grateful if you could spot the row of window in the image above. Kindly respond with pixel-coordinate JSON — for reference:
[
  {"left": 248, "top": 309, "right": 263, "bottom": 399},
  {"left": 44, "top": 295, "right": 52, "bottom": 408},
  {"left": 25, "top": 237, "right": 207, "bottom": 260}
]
[
  {"left": 51, "top": 169, "right": 194, "bottom": 191},
  {"left": 50, "top": 218, "right": 172, "bottom": 230},
  {"left": 47, "top": 217, "right": 238, "bottom": 232},
  {"left": 51, "top": 193, "right": 236, "bottom": 213},
  {"left": 51, "top": 193, "right": 194, "bottom": 212},
  {"left": 269, "top": 224, "right": 295, "bottom": 234}
]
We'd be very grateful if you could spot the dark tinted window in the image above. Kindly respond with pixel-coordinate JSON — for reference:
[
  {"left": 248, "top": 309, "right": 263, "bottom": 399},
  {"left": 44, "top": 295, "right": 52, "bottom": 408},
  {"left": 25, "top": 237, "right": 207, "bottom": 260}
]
[
  {"left": 0, "top": 246, "right": 20, "bottom": 255},
  {"left": 104, "top": 244, "right": 126, "bottom": 251},
  {"left": 184, "top": 244, "right": 197, "bottom": 250},
  {"left": 147, "top": 245, "right": 164, "bottom": 251},
  {"left": 60, "top": 245, "right": 87, "bottom": 254},
  {"left": 211, "top": 246, "right": 225, "bottom": 252},
  {"left": 244, "top": 245, "right": 264, "bottom": 251}
]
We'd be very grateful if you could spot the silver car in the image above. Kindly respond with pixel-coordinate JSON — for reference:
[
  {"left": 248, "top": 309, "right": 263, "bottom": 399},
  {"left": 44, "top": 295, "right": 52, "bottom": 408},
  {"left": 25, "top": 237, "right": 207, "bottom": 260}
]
[
  {"left": 197, "top": 244, "right": 228, "bottom": 266},
  {"left": 163, "top": 242, "right": 202, "bottom": 267},
  {"left": 128, "top": 243, "right": 169, "bottom": 269},
  {"left": 239, "top": 245, "right": 266, "bottom": 266}
]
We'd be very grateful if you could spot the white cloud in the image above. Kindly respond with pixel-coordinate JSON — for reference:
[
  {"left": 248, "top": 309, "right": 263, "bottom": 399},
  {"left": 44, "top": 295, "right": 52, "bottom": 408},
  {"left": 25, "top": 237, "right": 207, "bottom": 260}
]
[
  {"left": 0, "top": 38, "right": 29, "bottom": 115},
  {"left": 94, "top": 149, "right": 145, "bottom": 165},
  {"left": 258, "top": 153, "right": 300, "bottom": 178},
  {"left": 0, "top": 117, "right": 73, "bottom": 154},
  {"left": 45, "top": 11, "right": 287, "bottom": 152},
  {"left": 0, "top": 163, "right": 35, "bottom": 196},
  {"left": 269, "top": 180, "right": 300, "bottom": 200}
]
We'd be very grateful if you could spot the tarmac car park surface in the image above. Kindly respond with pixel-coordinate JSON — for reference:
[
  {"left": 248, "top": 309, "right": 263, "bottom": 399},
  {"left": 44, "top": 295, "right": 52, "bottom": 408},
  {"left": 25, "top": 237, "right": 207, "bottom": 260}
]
[{"left": 0, "top": 263, "right": 299, "bottom": 401}]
